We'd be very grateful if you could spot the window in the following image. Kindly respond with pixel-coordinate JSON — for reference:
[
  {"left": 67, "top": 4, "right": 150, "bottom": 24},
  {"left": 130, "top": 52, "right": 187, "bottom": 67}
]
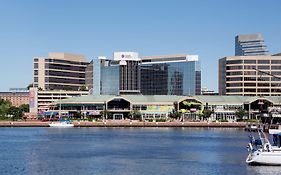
[
  {"left": 226, "top": 66, "right": 243, "bottom": 70},
  {"left": 258, "top": 66, "right": 270, "bottom": 70},
  {"left": 226, "top": 71, "right": 242, "bottom": 76},
  {"left": 244, "top": 89, "right": 256, "bottom": 92},
  {"left": 244, "top": 71, "right": 256, "bottom": 75},
  {"left": 226, "top": 60, "right": 242, "bottom": 64},
  {"left": 226, "top": 77, "right": 242, "bottom": 81},
  {"left": 271, "top": 60, "right": 281, "bottom": 64},
  {"left": 258, "top": 60, "right": 270, "bottom": 64},
  {"left": 226, "top": 89, "right": 242, "bottom": 92},
  {"left": 272, "top": 66, "right": 281, "bottom": 70},
  {"left": 244, "top": 83, "right": 256, "bottom": 86},
  {"left": 244, "top": 60, "right": 256, "bottom": 64},
  {"left": 226, "top": 83, "right": 242, "bottom": 87}
]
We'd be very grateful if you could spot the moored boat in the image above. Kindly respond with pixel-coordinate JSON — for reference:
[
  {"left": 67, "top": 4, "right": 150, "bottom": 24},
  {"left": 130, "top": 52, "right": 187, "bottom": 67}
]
[
  {"left": 49, "top": 119, "right": 74, "bottom": 128},
  {"left": 246, "top": 128, "right": 281, "bottom": 165}
]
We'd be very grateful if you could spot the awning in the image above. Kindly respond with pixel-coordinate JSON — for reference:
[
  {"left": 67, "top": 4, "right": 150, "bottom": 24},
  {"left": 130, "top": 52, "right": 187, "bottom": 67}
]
[{"left": 44, "top": 111, "right": 59, "bottom": 115}]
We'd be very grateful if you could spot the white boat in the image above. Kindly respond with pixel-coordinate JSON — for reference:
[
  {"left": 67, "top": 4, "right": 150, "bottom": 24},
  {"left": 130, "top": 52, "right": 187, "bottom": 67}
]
[
  {"left": 246, "top": 128, "right": 281, "bottom": 165},
  {"left": 49, "top": 120, "right": 74, "bottom": 128},
  {"left": 48, "top": 93, "right": 74, "bottom": 128}
]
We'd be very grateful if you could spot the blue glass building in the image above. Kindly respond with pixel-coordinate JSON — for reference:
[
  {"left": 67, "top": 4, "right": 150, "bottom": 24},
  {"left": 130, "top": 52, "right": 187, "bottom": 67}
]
[
  {"left": 93, "top": 53, "right": 201, "bottom": 96},
  {"left": 140, "top": 55, "right": 201, "bottom": 95}
]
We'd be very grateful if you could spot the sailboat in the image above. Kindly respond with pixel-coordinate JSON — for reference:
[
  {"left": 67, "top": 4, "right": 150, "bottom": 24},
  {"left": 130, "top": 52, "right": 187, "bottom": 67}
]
[
  {"left": 246, "top": 128, "right": 281, "bottom": 165},
  {"left": 48, "top": 93, "right": 74, "bottom": 128}
]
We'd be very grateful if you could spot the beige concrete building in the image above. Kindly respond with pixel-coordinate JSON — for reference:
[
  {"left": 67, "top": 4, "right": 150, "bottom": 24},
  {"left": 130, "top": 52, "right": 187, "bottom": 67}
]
[
  {"left": 219, "top": 54, "right": 281, "bottom": 96},
  {"left": 33, "top": 53, "right": 93, "bottom": 91}
]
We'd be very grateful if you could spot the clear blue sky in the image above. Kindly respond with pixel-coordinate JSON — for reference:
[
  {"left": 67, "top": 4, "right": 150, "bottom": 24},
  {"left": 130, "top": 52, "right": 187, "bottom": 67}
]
[{"left": 0, "top": 0, "right": 280, "bottom": 91}]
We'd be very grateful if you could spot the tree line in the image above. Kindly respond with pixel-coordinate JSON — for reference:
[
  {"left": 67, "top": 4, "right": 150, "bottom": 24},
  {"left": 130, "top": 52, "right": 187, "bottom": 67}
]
[{"left": 0, "top": 98, "right": 29, "bottom": 121}]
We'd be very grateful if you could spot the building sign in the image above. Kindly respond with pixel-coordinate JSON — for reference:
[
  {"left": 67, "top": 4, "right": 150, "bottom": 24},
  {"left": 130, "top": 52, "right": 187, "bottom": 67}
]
[
  {"left": 186, "top": 55, "right": 199, "bottom": 61},
  {"left": 29, "top": 87, "right": 38, "bottom": 114},
  {"left": 146, "top": 105, "right": 173, "bottom": 113},
  {"left": 113, "top": 52, "right": 140, "bottom": 61}
]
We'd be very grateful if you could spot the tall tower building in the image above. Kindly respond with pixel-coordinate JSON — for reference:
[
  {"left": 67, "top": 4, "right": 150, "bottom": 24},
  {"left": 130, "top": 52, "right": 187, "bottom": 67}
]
[
  {"left": 235, "top": 33, "right": 268, "bottom": 56},
  {"left": 33, "top": 53, "right": 93, "bottom": 91}
]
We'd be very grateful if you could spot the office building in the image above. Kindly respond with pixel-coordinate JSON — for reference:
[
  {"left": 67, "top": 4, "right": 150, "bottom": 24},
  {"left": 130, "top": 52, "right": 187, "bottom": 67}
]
[
  {"left": 93, "top": 52, "right": 201, "bottom": 96},
  {"left": 235, "top": 33, "right": 268, "bottom": 56},
  {"left": 219, "top": 54, "right": 281, "bottom": 96},
  {"left": 140, "top": 54, "right": 201, "bottom": 95},
  {"left": 33, "top": 53, "right": 93, "bottom": 91},
  {"left": 93, "top": 52, "right": 141, "bottom": 95}
]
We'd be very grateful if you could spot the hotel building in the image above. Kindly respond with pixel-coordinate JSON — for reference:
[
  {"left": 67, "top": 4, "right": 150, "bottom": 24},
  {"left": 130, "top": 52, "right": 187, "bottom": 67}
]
[
  {"left": 0, "top": 88, "right": 29, "bottom": 107},
  {"left": 33, "top": 53, "right": 93, "bottom": 91},
  {"left": 219, "top": 54, "right": 281, "bottom": 96}
]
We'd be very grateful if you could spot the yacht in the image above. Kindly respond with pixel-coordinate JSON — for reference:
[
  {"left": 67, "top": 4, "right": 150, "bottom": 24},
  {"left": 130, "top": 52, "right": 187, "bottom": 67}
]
[{"left": 246, "top": 127, "right": 281, "bottom": 165}]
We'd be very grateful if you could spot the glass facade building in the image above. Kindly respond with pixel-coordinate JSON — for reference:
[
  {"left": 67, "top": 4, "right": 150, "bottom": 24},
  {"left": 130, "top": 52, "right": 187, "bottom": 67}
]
[
  {"left": 100, "top": 60, "right": 120, "bottom": 95},
  {"left": 140, "top": 55, "right": 201, "bottom": 95},
  {"left": 93, "top": 53, "right": 201, "bottom": 96}
]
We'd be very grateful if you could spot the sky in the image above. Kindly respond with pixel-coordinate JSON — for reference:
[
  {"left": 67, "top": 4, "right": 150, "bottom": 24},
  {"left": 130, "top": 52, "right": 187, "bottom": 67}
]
[{"left": 0, "top": 0, "right": 280, "bottom": 91}]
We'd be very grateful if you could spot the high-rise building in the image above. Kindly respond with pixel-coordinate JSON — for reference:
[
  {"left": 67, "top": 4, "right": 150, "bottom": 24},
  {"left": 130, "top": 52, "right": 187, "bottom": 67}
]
[
  {"left": 93, "top": 52, "right": 201, "bottom": 96},
  {"left": 140, "top": 54, "right": 201, "bottom": 95},
  {"left": 235, "top": 33, "right": 268, "bottom": 56},
  {"left": 219, "top": 54, "right": 281, "bottom": 96},
  {"left": 33, "top": 53, "right": 93, "bottom": 91},
  {"left": 93, "top": 52, "right": 141, "bottom": 95}
]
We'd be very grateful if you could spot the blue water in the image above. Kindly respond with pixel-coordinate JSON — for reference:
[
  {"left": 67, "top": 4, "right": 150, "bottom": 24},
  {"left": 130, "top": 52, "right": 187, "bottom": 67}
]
[{"left": 0, "top": 127, "right": 280, "bottom": 175}]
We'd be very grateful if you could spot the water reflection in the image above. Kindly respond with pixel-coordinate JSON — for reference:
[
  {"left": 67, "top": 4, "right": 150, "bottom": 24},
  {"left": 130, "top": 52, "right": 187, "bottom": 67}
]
[{"left": 1, "top": 127, "right": 280, "bottom": 175}]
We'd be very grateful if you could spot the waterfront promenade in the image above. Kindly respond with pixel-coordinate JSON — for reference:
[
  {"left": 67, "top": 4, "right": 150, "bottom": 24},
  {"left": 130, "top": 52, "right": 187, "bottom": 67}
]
[{"left": 0, "top": 120, "right": 246, "bottom": 127}]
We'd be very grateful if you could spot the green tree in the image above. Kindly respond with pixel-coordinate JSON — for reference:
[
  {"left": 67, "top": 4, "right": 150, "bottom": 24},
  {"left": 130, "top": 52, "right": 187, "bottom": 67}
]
[
  {"left": 203, "top": 109, "right": 214, "bottom": 119},
  {"left": 0, "top": 99, "right": 12, "bottom": 119},
  {"left": 8, "top": 106, "right": 23, "bottom": 121},
  {"left": 168, "top": 109, "right": 181, "bottom": 120},
  {"left": 100, "top": 110, "right": 111, "bottom": 120},
  {"left": 19, "top": 104, "right": 29, "bottom": 113},
  {"left": 235, "top": 109, "right": 248, "bottom": 121},
  {"left": 79, "top": 85, "right": 88, "bottom": 91},
  {"left": 129, "top": 110, "right": 142, "bottom": 120}
]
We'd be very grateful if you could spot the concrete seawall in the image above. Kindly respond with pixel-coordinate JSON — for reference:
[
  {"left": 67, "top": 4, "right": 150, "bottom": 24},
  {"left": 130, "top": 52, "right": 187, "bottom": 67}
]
[{"left": 0, "top": 121, "right": 247, "bottom": 128}]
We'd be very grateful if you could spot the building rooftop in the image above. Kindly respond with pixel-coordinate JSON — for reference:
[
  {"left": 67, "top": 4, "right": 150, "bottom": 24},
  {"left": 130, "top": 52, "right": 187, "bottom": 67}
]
[
  {"left": 236, "top": 33, "right": 264, "bottom": 42},
  {"left": 58, "top": 95, "right": 281, "bottom": 105},
  {"left": 48, "top": 52, "right": 87, "bottom": 62}
]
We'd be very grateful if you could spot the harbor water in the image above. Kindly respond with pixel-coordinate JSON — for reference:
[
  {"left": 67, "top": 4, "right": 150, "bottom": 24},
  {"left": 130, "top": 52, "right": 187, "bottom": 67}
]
[{"left": 0, "top": 127, "right": 280, "bottom": 175}]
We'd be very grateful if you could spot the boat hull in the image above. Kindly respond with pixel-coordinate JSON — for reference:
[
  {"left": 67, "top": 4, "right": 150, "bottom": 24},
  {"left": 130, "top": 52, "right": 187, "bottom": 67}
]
[
  {"left": 49, "top": 123, "right": 74, "bottom": 128},
  {"left": 246, "top": 151, "right": 281, "bottom": 165}
]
